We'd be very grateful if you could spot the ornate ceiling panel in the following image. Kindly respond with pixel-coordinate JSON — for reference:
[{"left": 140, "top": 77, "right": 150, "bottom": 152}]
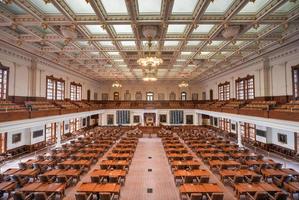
[{"left": 0, "top": 0, "right": 298, "bottom": 81}]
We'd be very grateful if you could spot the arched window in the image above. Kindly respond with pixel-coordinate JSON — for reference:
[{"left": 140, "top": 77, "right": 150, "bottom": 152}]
[
  {"left": 114, "top": 92, "right": 119, "bottom": 100},
  {"left": 169, "top": 92, "right": 176, "bottom": 100},
  {"left": 124, "top": 90, "right": 131, "bottom": 100},
  {"left": 181, "top": 92, "right": 187, "bottom": 101},
  {"left": 146, "top": 92, "right": 154, "bottom": 101}
]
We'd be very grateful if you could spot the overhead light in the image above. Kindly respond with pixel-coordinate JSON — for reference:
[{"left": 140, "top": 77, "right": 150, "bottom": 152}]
[
  {"left": 112, "top": 80, "right": 122, "bottom": 88},
  {"left": 137, "top": 26, "right": 163, "bottom": 67},
  {"left": 178, "top": 80, "right": 189, "bottom": 88}
]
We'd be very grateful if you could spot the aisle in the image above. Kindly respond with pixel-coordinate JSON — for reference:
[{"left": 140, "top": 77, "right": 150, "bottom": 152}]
[{"left": 120, "top": 138, "right": 180, "bottom": 200}]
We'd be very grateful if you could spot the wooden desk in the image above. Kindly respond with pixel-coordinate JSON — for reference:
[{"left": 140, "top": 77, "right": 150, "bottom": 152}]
[
  {"left": 25, "top": 159, "right": 55, "bottom": 167},
  {"left": 90, "top": 169, "right": 126, "bottom": 178},
  {"left": 112, "top": 148, "right": 135, "bottom": 154},
  {"left": 107, "top": 153, "right": 133, "bottom": 160},
  {"left": 196, "top": 148, "right": 219, "bottom": 153},
  {"left": 245, "top": 159, "right": 277, "bottom": 167},
  {"left": 166, "top": 153, "right": 193, "bottom": 160},
  {"left": 14, "top": 169, "right": 40, "bottom": 178},
  {"left": 81, "top": 147, "right": 105, "bottom": 154},
  {"left": 235, "top": 183, "right": 281, "bottom": 198},
  {"left": 230, "top": 152, "right": 257, "bottom": 159},
  {"left": 0, "top": 181, "right": 16, "bottom": 193},
  {"left": 174, "top": 169, "right": 210, "bottom": 178},
  {"left": 43, "top": 169, "right": 81, "bottom": 179},
  {"left": 73, "top": 153, "right": 98, "bottom": 159},
  {"left": 165, "top": 148, "right": 188, "bottom": 154},
  {"left": 77, "top": 183, "right": 120, "bottom": 194},
  {"left": 284, "top": 182, "right": 299, "bottom": 197},
  {"left": 179, "top": 183, "right": 223, "bottom": 194},
  {"left": 99, "top": 160, "right": 130, "bottom": 168},
  {"left": 58, "top": 160, "right": 92, "bottom": 168},
  {"left": 20, "top": 182, "right": 66, "bottom": 196},
  {"left": 209, "top": 160, "right": 240, "bottom": 169},
  {"left": 219, "top": 169, "right": 257, "bottom": 182},
  {"left": 2, "top": 168, "right": 20, "bottom": 176},
  {"left": 201, "top": 153, "right": 229, "bottom": 160},
  {"left": 170, "top": 161, "right": 201, "bottom": 168}
]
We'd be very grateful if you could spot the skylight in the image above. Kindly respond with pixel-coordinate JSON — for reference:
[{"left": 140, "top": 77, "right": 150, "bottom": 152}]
[
  {"left": 85, "top": 25, "right": 107, "bottom": 34},
  {"left": 167, "top": 25, "right": 186, "bottom": 34},
  {"left": 121, "top": 41, "right": 136, "bottom": 46},
  {"left": 172, "top": 0, "right": 198, "bottom": 14},
  {"left": 239, "top": 0, "right": 270, "bottom": 14},
  {"left": 208, "top": 41, "right": 223, "bottom": 46},
  {"left": 164, "top": 41, "right": 180, "bottom": 46},
  {"left": 247, "top": 25, "right": 268, "bottom": 33},
  {"left": 28, "top": 0, "right": 60, "bottom": 14},
  {"left": 77, "top": 41, "right": 89, "bottom": 47},
  {"left": 99, "top": 41, "right": 114, "bottom": 46},
  {"left": 101, "top": 0, "right": 128, "bottom": 15},
  {"left": 3, "top": 3, "right": 26, "bottom": 15},
  {"left": 65, "top": 0, "right": 95, "bottom": 15},
  {"left": 193, "top": 24, "right": 214, "bottom": 34},
  {"left": 181, "top": 52, "right": 193, "bottom": 55},
  {"left": 274, "top": 0, "right": 299, "bottom": 13},
  {"left": 113, "top": 25, "right": 133, "bottom": 34},
  {"left": 107, "top": 52, "right": 120, "bottom": 56},
  {"left": 200, "top": 52, "right": 210, "bottom": 55},
  {"left": 138, "top": 0, "right": 162, "bottom": 14},
  {"left": 205, "top": 0, "right": 234, "bottom": 14},
  {"left": 187, "top": 41, "right": 201, "bottom": 46}
]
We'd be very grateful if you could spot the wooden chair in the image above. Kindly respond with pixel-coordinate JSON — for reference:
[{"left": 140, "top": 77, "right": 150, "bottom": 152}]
[
  {"left": 10, "top": 175, "right": 29, "bottom": 188},
  {"left": 198, "top": 176, "right": 209, "bottom": 183},
  {"left": 189, "top": 193, "right": 203, "bottom": 200},
  {"left": 33, "top": 192, "right": 55, "bottom": 200},
  {"left": 273, "top": 175, "right": 293, "bottom": 187},
  {"left": 56, "top": 175, "right": 72, "bottom": 187},
  {"left": 18, "top": 162, "right": 27, "bottom": 170},
  {"left": 75, "top": 193, "right": 92, "bottom": 200},
  {"left": 270, "top": 192, "right": 288, "bottom": 200},
  {"left": 184, "top": 176, "right": 195, "bottom": 183},
  {"left": 12, "top": 192, "right": 33, "bottom": 200},
  {"left": 245, "top": 175, "right": 262, "bottom": 183},
  {"left": 248, "top": 191, "right": 268, "bottom": 200},
  {"left": 207, "top": 193, "right": 224, "bottom": 200},
  {"left": 98, "top": 193, "right": 114, "bottom": 200},
  {"left": 91, "top": 176, "right": 100, "bottom": 183},
  {"left": 38, "top": 175, "right": 54, "bottom": 183}
]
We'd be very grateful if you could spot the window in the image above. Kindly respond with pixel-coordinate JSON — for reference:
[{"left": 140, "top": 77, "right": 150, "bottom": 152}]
[
  {"left": 158, "top": 93, "right": 165, "bottom": 100},
  {"left": 116, "top": 110, "right": 130, "bottom": 124},
  {"left": 186, "top": 115, "right": 193, "bottom": 124},
  {"left": 46, "top": 76, "right": 65, "bottom": 100},
  {"left": 32, "top": 130, "right": 43, "bottom": 138},
  {"left": 146, "top": 92, "right": 154, "bottom": 101},
  {"left": 102, "top": 93, "right": 109, "bottom": 100},
  {"left": 75, "top": 118, "right": 80, "bottom": 131},
  {"left": 170, "top": 110, "right": 184, "bottom": 124},
  {"left": 70, "top": 82, "right": 82, "bottom": 101},
  {"left": 219, "top": 118, "right": 231, "bottom": 132},
  {"left": 159, "top": 114, "right": 167, "bottom": 123},
  {"left": 209, "top": 89, "right": 213, "bottom": 100},
  {"left": 0, "top": 64, "right": 9, "bottom": 100},
  {"left": 94, "top": 92, "right": 98, "bottom": 100},
  {"left": 12, "top": 133, "right": 21, "bottom": 144},
  {"left": 45, "top": 123, "right": 56, "bottom": 143},
  {"left": 292, "top": 66, "right": 299, "bottom": 99},
  {"left": 236, "top": 75, "right": 255, "bottom": 100},
  {"left": 69, "top": 119, "right": 75, "bottom": 133},
  {"left": 202, "top": 92, "right": 206, "bottom": 100},
  {"left": 218, "top": 82, "right": 230, "bottom": 100},
  {"left": 256, "top": 129, "right": 266, "bottom": 137},
  {"left": 124, "top": 90, "right": 131, "bottom": 100},
  {"left": 114, "top": 92, "right": 120, "bottom": 100},
  {"left": 278, "top": 133, "right": 287, "bottom": 144},
  {"left": 181, "top": 92, "right": 187, "bottom": 101},
  {"left": 240, "top": 122, "right": 256, "bottom": 142},
  {"left": 107, "top": 114, "right": 114, "bottom": 125}
]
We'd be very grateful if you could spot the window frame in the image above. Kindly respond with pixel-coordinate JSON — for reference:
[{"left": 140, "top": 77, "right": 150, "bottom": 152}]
[
  {"left": 46, "top": 75, "right": 65, "bottom": 100},
  {"left": 146, "top": 92, "right": 154, "bottom": 101},
  {"left": 292, "top": 65, "right": 299, "bottom": 99},
  {"left": 70, "top": 82, "right": 82, "bottom": 101},
  {"left": 0, "top": 63, "right": 9, "bottom": 100},
  {"left": 218, "top": 81, "right": 230, "bottom": 101},
  {"left": 236, "top": 75, "right": 255, "bottom": 100},
  {"left": 181, "top": 92, "right": 187, "bottom": 101}
]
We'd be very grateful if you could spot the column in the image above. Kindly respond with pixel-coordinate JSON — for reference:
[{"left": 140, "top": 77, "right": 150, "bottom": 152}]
[
  {"left": 56, "top": 122, "right": 62, "bottom": 148},
  {"left": 262, "top": 57, "right": 271, "bottom": 97},
  {"left": 237, "top": 122, "right": 243, "bottom": 147}
]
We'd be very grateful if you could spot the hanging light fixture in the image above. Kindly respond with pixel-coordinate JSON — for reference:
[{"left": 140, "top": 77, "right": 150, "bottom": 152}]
[
  {"left": 178, "top": 80, "right": 189, "bottom": 88},
  {"left": 112, "top": 80, "right": 122, "bottom": 88},
  {"left": 137, "top": 26, "right": 163, "bottom": 67}
]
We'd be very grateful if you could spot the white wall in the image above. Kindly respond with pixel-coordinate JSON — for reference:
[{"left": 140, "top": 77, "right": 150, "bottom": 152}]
[{"left": 271, "top": 128, "right": 295, "bottom": 150}]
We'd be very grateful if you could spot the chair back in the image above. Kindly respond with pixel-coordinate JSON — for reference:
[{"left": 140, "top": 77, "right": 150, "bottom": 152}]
[
  {"left": 190, "top": 193, "right": 203, "bottom": 200},
  {"left": 57, "top": 175, "right": 67, "bottom": 183},
  {"left": 12, "top": 191, "right": 26, "bottom": 200},
  {"left": 37, "top": 155, "right": 44, "bottom": 161},
  {"left": 184, "top": 176, "right": 194, "bottom": 183},
  {"left": 99, "top": 193, "right": 111, "bottom": 200},
  {"left": 199, "top": 176, "right": 209, "bottom": 183},
  {"left": 274, "top": 192, "right": 288, "bottom": 200},
  {"left": 75, "top": 193, "right": 88, "bottom": 200},
  {"left": 254, "top": 192, "right": 268, "bottom": 200},
  {"left": 34, "top": 192, "right": 48, "bottom": 200},
  {"left": 91, "top": 176, "right": 100, "bottom": 183},
  {"left": 38, "top": 175, "right": 49, "bottom": 183},
  {"left": 18, "top": 163, "right": 27, "bottom": 170},
  {"left": 211, "top": 193, "right": 224, "bottom": 200},
  {"left": 234, "top": 175, "right": 244, "bottom": 184},
  {"left": 251, "top": 175, "right": 262, "bottom": 183}
]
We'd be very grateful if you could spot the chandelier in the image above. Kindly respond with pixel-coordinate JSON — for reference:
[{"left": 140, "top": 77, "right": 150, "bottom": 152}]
[
  {"left": 112, "top": 81, "right": 122, "bottom": 88},
  {"left": 137, "top": 26, "right": 163, "bottom": 67},
  {"left": 143, "top": 72, "right": 157, "bottom": 82},
  {"left": 178, "top": 80, "right": 189, "bottom": 88}
]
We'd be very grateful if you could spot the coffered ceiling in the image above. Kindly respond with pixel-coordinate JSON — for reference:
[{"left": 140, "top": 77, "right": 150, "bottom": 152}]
[{"left": 0, "top": 0, "right": 298, "bottom": 81}]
